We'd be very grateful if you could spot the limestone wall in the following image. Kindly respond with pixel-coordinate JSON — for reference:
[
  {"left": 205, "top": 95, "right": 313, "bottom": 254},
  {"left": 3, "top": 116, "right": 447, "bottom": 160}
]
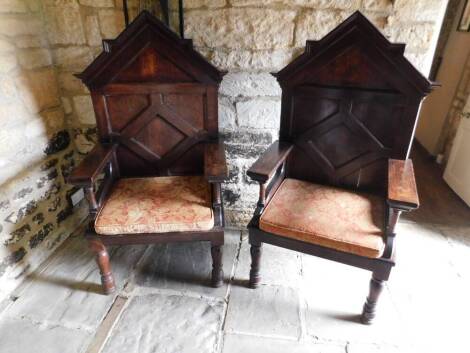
[
  {"left": 0, "top": 0, "right": 449, "bottom": 300},
  {"left": 0, "top": 0, "right": 125, "bottom": 301}
]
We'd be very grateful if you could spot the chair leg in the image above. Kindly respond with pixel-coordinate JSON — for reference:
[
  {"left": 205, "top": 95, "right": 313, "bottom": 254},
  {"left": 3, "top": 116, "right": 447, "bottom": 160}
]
[
  {"left": 210, "top": 244, "right": 223, "bottom": 288},
  {"left": 248, "top": 241, "right": 262, "bottom": 289},
  {"left": 89, "top": 239, "right": 115, "bottom": 295},
  {"left": 361, "top": 273, "right": 385, "bottom": 324}
]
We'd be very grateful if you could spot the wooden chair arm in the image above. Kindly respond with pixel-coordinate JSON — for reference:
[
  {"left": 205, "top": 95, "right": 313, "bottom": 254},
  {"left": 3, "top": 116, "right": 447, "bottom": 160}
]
[
  {"left": 67, "top": 144, "right": 116, "bottom": 187},
  {"left": 204, "top": 139, "right": 228, "bottom": 183},
  {"left": 247, "top": 141, "right": 293, "bottom": 183},
  {"left": 387, "top": 159, "right": 419, "bottom": 211}
]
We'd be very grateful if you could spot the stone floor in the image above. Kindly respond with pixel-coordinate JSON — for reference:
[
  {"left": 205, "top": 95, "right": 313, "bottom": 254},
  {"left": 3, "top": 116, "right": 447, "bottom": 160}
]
[{"left": 1, "top": 146, "right": 469, "bottom": 353}]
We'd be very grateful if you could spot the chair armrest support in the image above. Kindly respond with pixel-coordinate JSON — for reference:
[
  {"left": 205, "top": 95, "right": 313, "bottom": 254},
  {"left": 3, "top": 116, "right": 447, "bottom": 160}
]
[
  {"left": 387, "top": 159, "right": 419, "bottom": 211},
  {"left": 204, "top": 139, "right": 228, "bottom": 183},
  {"left": 247, "top": 141, "right": 293, "bottom": 183},
  {"left": 67, "top": 144, "right": 116, "bottom": 187}
]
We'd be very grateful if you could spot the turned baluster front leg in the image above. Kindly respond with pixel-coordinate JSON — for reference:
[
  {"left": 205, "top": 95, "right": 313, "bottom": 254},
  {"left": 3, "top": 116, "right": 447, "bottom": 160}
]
[{"left": 89, "top": 239, "right": 115, "bottom": 295}]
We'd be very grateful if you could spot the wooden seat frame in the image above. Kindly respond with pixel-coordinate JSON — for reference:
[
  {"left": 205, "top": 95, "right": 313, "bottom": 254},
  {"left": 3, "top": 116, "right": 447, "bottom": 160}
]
[
  {"left": 246, "top": 12, "right": 438, "bottom": 324},
  {"left": 68, "top": 12, "right": 228, "bottom": 294}
]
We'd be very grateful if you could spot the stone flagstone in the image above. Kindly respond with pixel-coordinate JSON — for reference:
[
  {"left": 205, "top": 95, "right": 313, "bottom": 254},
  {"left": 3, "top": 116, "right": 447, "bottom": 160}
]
[
  {"left": 134, "top": 230, "right": 240, "bottom": 299},
  {"left": 101, "top": 293, "right": 224, "bottom": 353},
  {"left": 0, "top": 317, "right": 91, "bottom": 353},
  {"left": 4, "top": 236, "right": 147, "bottom": 329},
  {"left": 224, "top": 284, "right": 301, "bottom": 339}
]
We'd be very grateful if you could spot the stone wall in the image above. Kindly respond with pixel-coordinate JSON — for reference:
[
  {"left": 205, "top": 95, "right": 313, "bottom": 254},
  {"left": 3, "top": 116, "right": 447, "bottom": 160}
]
[
  {"left": 181, "top": 0, "right": 449, "bottom": 225},
  {"left": 0, "top": 0, "right": 125, "bottom": 301}
]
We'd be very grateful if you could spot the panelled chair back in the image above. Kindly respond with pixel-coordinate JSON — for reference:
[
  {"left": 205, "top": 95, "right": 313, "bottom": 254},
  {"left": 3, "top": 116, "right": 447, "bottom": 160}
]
[
  {"left": 68, "top": 12, "right": 228, "bottom": 294},
  {"left": 247, "top": 12, "right": 437, "bottom": 324}
]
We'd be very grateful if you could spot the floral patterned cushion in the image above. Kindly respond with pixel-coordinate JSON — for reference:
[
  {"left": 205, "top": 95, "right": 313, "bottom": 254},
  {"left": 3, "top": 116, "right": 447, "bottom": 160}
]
[
  {"left": 260, "top": 178, "right": 385, "bottom": 258},
  {"left": 95, "top": 176, "right": 214, "bottom": 235}
]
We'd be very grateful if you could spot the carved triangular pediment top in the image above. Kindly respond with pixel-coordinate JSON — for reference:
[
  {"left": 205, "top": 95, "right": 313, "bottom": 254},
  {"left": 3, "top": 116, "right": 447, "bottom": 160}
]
[
  {"left": 275, "top": 11, "right": 436, "bottom": 95},
  {"left": 77, "top": 11, "right": 225, "bottom": 88}
]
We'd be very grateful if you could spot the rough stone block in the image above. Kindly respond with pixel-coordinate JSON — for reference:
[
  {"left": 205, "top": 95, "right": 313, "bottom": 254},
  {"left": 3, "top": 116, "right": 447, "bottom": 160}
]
[
  {"left": 0, "top": 317, "right": 91, "bottom": 353},
  {"left": 58, "top": 72, "right": 88, "bottom": 93},
  {"left": 221, "top": 129, "right": 273, "bottom": 146},
  {"left": 220, "top": 72, "right": 281, "bottom": 98},
  {"left": 42, "top": 108, "right": 66, "bottom": 135},
  {"left": 295, "top": 9, "right": 350, "bottom": 46},
  {"left": 79, "top": 0, "right": 114, "bottom": 7},
  {"left": 225, "top": 284, "right": 301, "bottom": 339},
  {"left": 387, "top": 22, "right": 434, "bottom": 50},
  {"left": 0, "top": 0, "right": 28, "bottom": 13},
  {"left": 185, "top": 8, "right": 296, "bottom": 50},
  {"left": 393, "top": 0, "right": 445, "bottom": 22},
  {"left": 292, "top": 0, "right": 361, "bottom": 9},
  {"left": 362, "top": 0, "right": 393, "bottom": 12},
  {"left": 85, "top": 15, "right": 102, "bottom": 46},
  {"left": 44, "top": 6, "right": 86, "bottom": 45},
  {"left": 0, "top": 38, "right": 14, "bottom": 52},
  {"left": 102, "top": 294, "right": 224, "bottom": 353},
  {"left": 15, "top": 69, "right": 60, "bottom": 113},
  {"left": 0, "top": 53, "right": 17, "bottom": 73},
  {"left": 15, "top": 35, "right": 48, "bottom": 49},
  {"left": 61, "top": 96, "right": 72, "bottom": 114},
  {"left": 0, "top": 16, "right": 42, "bottom": 36},
  {"left": 18, "top": 48, "right": 52, "bottom": 69},
  {"left": 134, "top": 230, "right": 240, "bottom": 298},
  {"left": 236, "top": 99, "right": 281, "bottom": 129},
  {"left": 53, "top": 47, "right": 93, "bottom": 71},
  {"left": 219, "top": 96, "right": 237, "bottom": 131},
  {"left": 209, "top": 48, "right": 296, "bottom": 71},
  {"left": 98, "top": 9, "right": 125, "bottom": 38},
  {"left": 73, "top": 95, "right": 96, "bottom": 125},
  {"left": 185, "top": 0, "right": 226, "bottom": 8}
]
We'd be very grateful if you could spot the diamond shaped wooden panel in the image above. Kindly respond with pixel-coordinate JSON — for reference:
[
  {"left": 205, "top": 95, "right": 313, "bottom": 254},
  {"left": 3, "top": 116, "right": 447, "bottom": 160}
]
[{"left": 134, "top": 116, "right": 185, "bottom": 157}]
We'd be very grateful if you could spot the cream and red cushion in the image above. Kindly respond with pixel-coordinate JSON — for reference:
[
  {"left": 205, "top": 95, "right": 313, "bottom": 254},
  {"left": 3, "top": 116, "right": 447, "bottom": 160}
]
[
  {"left": 259, "top": 178, "right": 385, "bottom": 258},
  {"left": 95, "top": 176, "right": 214, "bottom": 235}
]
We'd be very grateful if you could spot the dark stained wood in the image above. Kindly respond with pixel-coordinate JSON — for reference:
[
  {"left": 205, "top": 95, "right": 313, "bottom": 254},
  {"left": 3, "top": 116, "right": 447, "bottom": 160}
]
[
  {"left": 211, "top": 244, "right": 223, "bottom": 288},
  {"left": 361, "top": 275, "right": 385, "bottom": 324},
  {"left": 248, "top": 241, "right": 262, "bottom": 289},
  {"left": 247, "top": 141, "right": 293, "bottom": 183},
  {"left": 204, "top": 139, "right": 228, "bottom": 182},
  {"left": 388, "top": 159, "right": 419, "bottom": 210},
  {"left": 247, "top": 11, "right": 436, "bottom": 325},
  {"left": 89, "top": 239, "right": 115, "bottom": 294},
  {"left": 68, "top": 12, "right": 227, "bottom": 294},
  {"left": 67, "top": 144, "right": 116, "bottom": 186}
]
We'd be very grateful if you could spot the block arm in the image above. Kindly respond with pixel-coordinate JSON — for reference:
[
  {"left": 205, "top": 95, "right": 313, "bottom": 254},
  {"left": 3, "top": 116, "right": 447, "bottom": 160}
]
[
  {"left": 382, "top": 158, "right": 419, "bottom": 258},
  {"left": 247, "top": 141, "right": 294, "bottom": 220},
  {"left": 67, "top": 143, "right": 118, "bottom": 229}
]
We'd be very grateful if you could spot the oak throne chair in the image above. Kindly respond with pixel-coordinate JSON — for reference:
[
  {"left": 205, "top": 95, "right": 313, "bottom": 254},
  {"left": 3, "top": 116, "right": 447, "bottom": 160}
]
[
  {"left": 247, "top": 12, "right": 437, "bottom": 324},
  {"left": 68, "top": 12, "right": 227, "bottom": 294}
]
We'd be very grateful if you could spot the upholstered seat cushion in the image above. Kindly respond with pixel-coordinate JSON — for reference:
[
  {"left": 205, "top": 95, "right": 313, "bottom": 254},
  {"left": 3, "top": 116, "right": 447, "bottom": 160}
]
[
  {"left": 259, "top": 178, "right": 385, "bottom": 258},
  {"left": 95, "top": 176, "right": 214, "bottom": 235}
]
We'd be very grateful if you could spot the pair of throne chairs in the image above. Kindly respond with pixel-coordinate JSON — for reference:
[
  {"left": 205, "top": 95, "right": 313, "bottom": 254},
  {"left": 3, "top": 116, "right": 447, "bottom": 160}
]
[{"left": 69, "top": 11, "right": 436, "bottom": 324}]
